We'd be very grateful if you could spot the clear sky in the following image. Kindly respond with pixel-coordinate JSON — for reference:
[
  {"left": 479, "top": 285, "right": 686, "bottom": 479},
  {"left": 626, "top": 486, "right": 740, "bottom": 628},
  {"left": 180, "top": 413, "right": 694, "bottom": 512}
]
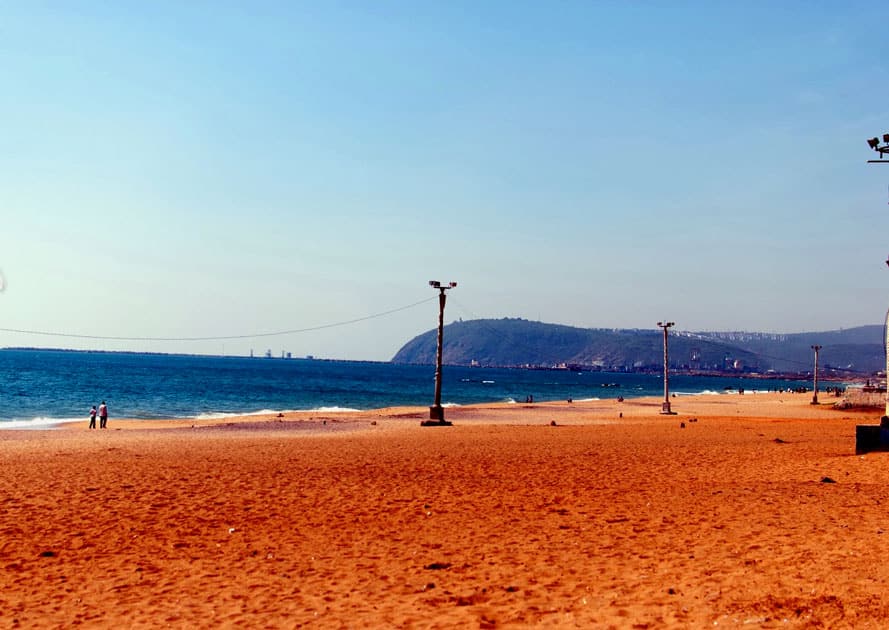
[{"left": 3, "top": 1, "right": 889, "bottom": 360}]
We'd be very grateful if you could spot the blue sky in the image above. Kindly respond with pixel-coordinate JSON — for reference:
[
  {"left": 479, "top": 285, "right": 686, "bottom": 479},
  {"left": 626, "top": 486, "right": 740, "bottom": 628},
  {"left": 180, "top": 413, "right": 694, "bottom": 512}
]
[{"left": 2, "top": 2, "right": 889, "bottom": 360}]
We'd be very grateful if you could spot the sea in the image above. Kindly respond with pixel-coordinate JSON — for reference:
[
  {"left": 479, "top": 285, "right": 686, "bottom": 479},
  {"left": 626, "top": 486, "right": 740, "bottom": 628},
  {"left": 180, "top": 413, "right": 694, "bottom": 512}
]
[{"left": 0, "top": 348, "right": 828, "bottom": 428}]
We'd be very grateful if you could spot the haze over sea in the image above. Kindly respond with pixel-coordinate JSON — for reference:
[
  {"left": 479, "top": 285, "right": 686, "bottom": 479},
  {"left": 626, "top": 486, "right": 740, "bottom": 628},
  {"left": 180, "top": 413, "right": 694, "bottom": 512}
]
[{"left": 0, "top": 349, "right": 828, "bottom": 428}]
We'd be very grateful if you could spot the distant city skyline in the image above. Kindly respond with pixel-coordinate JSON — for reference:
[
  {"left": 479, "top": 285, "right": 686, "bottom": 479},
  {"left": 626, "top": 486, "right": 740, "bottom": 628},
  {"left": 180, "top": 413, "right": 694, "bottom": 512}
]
[{"left": 3, "top": 2, "right": 889, "bottom": 360}]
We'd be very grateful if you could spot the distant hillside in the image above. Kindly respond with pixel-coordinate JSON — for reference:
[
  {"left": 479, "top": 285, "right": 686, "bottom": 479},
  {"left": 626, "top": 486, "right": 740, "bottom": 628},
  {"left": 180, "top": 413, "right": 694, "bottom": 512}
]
[{"left": 391, "top": 319, "right": 884, "bottom": 375}]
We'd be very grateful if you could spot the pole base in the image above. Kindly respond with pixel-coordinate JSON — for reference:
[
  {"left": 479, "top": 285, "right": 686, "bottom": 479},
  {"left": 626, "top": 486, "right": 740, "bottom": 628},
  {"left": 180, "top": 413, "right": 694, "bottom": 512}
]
[
  {"left": 421, "top": 419, "right": 453, "bottom": 427},
  {"left": 422, "top": 406, "right": 452, "bottom": 426},
  {"left": 660, "top": 402, "right": 676, "bottom": 415},
  {"left": 811, "top": 397, "right": 819, "bottom": 405}
]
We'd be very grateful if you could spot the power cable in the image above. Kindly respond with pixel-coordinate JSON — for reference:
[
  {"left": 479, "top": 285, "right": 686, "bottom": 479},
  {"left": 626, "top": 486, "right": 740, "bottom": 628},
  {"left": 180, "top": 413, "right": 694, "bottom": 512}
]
[{"left": 0, "top": 296, "right": 437, "bottom": 342}]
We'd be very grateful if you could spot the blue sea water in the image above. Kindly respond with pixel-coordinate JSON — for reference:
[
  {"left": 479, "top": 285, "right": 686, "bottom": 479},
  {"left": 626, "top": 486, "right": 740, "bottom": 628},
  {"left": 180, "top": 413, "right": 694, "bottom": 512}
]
[{"left": 0, "top": 349, "right": 828, "bottom": 427}]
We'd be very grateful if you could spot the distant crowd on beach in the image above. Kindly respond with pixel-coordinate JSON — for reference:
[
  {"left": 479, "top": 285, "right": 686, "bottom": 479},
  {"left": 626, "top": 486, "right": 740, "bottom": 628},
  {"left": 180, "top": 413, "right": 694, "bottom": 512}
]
[{"left": 88, "top": 402, "right": 108, "bottom": 429}]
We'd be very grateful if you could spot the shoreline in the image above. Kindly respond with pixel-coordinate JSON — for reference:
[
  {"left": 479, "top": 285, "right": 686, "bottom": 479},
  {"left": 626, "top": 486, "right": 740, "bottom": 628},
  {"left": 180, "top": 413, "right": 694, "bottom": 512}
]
[
  {"left": 43, "top": 389, "right": 877, "bottom": 433},
  {"left": 3, "top": 385, "right": 860, "bottom": 431}
]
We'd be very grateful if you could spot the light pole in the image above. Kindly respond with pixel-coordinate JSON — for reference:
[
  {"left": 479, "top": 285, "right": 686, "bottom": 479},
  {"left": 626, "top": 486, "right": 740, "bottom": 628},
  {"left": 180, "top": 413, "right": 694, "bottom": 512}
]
[
  {"left": 657, "top": 321, "right": 676, "bottom": 415},
  {"left": 867, "top": 135, "right": 889, "bottom": 417},
  {"left": 424, "top": 280, "right": 457, "bottom": 426},
  {"left": 810, "top": 344, "right": 821, "bottom": 405}
]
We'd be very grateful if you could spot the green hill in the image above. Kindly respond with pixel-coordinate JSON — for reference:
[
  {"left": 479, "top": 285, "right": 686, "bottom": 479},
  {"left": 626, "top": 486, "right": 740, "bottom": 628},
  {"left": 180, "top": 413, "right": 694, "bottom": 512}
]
[{"left": 391, "top": 319, "right": 884, "bottom": 375}]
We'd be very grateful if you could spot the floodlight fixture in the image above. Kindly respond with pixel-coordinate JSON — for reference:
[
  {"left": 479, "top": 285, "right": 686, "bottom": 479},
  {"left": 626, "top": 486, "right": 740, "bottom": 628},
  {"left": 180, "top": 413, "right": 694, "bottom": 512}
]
[{"left": 866, "top": 134, "right": 889, "bottom": 161}]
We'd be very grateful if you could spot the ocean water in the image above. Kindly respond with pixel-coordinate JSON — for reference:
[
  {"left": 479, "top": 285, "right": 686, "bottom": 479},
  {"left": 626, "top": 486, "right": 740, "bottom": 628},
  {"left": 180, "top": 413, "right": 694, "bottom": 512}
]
[{"left": 0, "top": 349, "right": 827, "bottom": 427}]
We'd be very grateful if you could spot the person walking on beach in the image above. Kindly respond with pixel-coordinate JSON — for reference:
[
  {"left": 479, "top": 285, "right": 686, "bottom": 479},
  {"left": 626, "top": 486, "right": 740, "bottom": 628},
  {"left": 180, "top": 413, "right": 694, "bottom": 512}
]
[
  {"left": 88, "top": 405, "right": 97, "bottom": 430},
  {"left": 98, "top": 401, "right": 108, "bottom": 429}
]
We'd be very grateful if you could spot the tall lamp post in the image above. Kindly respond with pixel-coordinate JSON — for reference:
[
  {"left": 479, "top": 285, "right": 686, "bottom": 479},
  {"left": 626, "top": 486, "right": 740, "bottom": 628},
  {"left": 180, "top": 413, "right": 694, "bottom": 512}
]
[
  {"left": 810, "top": 344, "right": 822, "bottom": 405},
  {"left": 866, "top": 134, "right": 889, "bottom": 417},
  {"left": 424, "top": 280, "right": 457, "bottom": 426},
  {"left": 657, "top": 321, "right": 676, "bottom": 415}
]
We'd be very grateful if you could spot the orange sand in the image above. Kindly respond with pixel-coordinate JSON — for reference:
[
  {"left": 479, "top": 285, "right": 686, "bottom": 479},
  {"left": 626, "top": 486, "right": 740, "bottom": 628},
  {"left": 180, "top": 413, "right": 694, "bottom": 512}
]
[{"left": 1, "top": 392, "right": 888, "bottom": 628}]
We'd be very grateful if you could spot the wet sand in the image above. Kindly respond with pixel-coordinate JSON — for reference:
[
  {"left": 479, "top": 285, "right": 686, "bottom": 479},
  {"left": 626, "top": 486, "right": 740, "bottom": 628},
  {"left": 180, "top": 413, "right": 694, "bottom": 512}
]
[{"left": 1, "top": 392, "right": 888, "bottom": 628}]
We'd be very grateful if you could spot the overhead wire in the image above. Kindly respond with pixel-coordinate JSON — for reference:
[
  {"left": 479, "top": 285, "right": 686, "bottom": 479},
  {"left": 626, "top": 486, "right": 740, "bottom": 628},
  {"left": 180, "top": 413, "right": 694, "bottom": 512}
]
[{"left": 0, "top": 296, "right": 438, "bottom": 342}]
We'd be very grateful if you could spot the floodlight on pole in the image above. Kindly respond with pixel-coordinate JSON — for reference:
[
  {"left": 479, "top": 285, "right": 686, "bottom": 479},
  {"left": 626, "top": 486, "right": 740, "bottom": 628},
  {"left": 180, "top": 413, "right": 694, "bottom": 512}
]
[
  {"left": 810, "top": 345, "right": 822, "bottom": 405},
  {"left": 657, "top": 321, "right": 676, "bottom": 415},
  {"left": 423, "top": 280, "right": 457, "bottom": 426},
  {"left": 866, "top": 133, "right": 889, "bottom": 162}
]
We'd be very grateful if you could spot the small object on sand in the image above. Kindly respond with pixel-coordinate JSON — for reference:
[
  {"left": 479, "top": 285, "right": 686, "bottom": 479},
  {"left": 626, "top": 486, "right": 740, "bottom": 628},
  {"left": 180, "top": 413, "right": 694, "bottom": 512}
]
[
  {"left": 39, "top": 551, "right": 56, "bottom": 558},
  {"left": 277, "top": 413, "right": 284, "bottom": 418},
  {"left": 424, "top": 562, "right": 451, "bottom": 571},
  {"left": 680, "top": 422, "right": 685, "bottom": 428},
  {"left": 619, "top": 412, "right": 623, "bottom": 418},
  {"left": 774, "top": 438, "right": 787, "bottom": 444},
  {"left": 820, "top": 477, "right": 836, "bottom": 484},
  {"left": 550, "top": 420, "right": 557, "bottom": 426},
  {"left": 228, "top": 527, "right": 236, "bottom": 534},
  {"left": 370, "top": 420, "right": 377, "bottom": 426}
]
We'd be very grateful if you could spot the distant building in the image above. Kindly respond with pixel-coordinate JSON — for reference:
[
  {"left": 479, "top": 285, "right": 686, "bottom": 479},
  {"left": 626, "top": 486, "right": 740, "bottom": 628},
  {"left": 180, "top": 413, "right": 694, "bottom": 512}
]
[{"left": 690, "top": 347, "right": 701, "bottom": 370}]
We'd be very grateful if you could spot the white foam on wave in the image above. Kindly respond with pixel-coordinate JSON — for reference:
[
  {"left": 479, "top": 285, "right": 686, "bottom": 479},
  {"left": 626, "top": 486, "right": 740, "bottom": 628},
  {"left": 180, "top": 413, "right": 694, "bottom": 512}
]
[
  {"left": 576, "top": 397, "right": 601, "bottom": 402},
  {"left": 0, "top": 416, "right": 78, "bottom": 430},
  {"left": 442, "top": 403, "right": 461, "bottom": 408},
  {"left": 193, "top": 409, "right": 283, "bottom": 420},
  {"left": 505, "top": 398, "right": 517, "bottom": 404},
  {"left": 194, "top": 406, "right": 363, "bottom": 419},
  {"left": 675, "top": 390, "right": 722, "bottom": 396}
]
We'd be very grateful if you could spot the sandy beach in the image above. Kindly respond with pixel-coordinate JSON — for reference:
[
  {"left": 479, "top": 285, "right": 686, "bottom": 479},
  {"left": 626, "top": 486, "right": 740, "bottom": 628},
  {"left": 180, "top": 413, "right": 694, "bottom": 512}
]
[{"left": 1, "top": 392, "right": 887, "bottom": 628}]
